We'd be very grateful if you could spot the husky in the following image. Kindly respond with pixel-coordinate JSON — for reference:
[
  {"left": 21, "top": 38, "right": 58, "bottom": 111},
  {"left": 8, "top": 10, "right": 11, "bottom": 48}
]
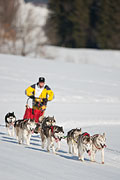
[
  {"left": 40, "top": 116, "right": 56, "bottom": 148},
  {"left": 41, "top": 116, "right": 56, "bottom": 127},
  {"left": 14, "top": 119, "right": 36, "bottom": 145},
  {"left": 41, "top": 124, "right": 64, "bottom": 153},
  {"left": 67, "top": 128, "right": 82, "bottom": 155},
  {"left": 78, "top": 132, "right": 92, "bottom": 162},
  {"left": 34, "top": 116, "right": 56, "bottom": 134},
  {"left": 5, "top": 112, "right": 16, "bottom": 136},
  {"left": 90, "top": 133, "right": 106, "bottom": 164}
]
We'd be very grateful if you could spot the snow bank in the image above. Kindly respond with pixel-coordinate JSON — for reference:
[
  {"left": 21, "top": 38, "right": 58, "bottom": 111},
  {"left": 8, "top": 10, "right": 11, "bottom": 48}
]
[{"left": 41, "top": 46, "right": 120, "bottom": 69}]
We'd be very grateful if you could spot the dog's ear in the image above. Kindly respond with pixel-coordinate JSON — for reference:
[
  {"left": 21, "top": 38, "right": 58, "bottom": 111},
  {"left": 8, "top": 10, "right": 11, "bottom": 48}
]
[
  {"left": 46, "top": 116, "right": 49, "bottom": 120},
  {"left": 103, "top": 133, "right": 105, "bottom": 137},
  {"left": 8, "top": 112, "right": 11, "bottom": 116}
]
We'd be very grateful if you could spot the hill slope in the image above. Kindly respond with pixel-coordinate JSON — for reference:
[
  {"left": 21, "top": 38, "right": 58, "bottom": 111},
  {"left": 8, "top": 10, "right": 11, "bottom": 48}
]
[{"left": 0, "top": 54, "right": 120, "bottom": 180}]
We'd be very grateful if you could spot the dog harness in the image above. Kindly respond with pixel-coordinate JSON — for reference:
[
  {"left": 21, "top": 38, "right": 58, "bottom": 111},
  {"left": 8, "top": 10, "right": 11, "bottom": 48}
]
[
  {"left": 51, "top": 126, "right": 54, "bottom": 133},
  {"left": 50, "top": 126, "right": 62, "bottom": 142},
  {"left": 80, "top": 132, "right": 91, "bottom": 145},
  {"left": 82, "top": 132, "right": 90, "bottom": 137}
]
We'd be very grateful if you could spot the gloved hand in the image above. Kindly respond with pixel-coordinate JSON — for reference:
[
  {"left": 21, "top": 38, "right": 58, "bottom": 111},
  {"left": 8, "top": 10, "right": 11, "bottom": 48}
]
[{"left": 42, "top": 98, "right": 48, "bottom": 105}]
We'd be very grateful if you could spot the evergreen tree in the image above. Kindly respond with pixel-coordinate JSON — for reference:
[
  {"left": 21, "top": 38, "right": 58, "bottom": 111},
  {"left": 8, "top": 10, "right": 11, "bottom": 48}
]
[
  {"left": 86, "top": 0, "right": 100, "bottom": 48},
  {"left": 96, "top": 0, "right": 120, "bottom": 49},
  {"left": 46, "top": 0, "right": 120, "bottom": 49},
  {"left": 47, "top": 0, "right": 74, "bottom": 47},
  {"left": 69, "top": 0, "right": 92, "bottom": 48},
  {"left": 47, "top": 0, "right": 91, "bottom": 48}
]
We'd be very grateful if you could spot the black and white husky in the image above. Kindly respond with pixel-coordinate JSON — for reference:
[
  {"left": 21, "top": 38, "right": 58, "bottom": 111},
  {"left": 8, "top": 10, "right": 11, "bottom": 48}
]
[
  {"left": 90, "top": 133, "right": 106, "bottom": 164},
  {"left": 5, "top": 112, "right": 16, "bottom": 136},
  {"left": 40, "top": 118, "right": 64, "bottom": 153},
  {"left": 42, "top": 116, "right": 56, "bottom": 127},
  {"left": 14, "top": 119, "right": 36, "bottom": 145},
  {"left": 78, "top": 132, "right": 92, "bottom": 161},
  {"left": 34, "top": 116, "right": 56, "bottom": 134},
  {"left": 40, "top": 116, "right": 56, "bottom": 150},
  {"left": 67, "top": 128, "right": 82, "bottom": 155}
]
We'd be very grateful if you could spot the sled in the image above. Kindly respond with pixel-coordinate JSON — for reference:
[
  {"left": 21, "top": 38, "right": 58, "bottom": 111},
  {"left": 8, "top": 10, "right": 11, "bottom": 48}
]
[{"left": 23, "top": 98, "right": 44, "bottom": 123}]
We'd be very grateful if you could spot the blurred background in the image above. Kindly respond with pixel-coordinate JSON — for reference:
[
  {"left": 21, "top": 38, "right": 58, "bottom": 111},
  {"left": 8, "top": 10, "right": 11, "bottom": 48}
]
[{"left": 0, "top": 0, "right": 120, "bottom": 58}]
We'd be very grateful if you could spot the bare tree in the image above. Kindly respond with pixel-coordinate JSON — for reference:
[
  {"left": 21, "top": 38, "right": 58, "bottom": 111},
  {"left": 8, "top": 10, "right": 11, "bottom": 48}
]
[
  {"left": 0, "top": 0, "right": 20, "bottom": 53},
  {"left": 15, "top": 4, "right": 48, "bottom": 56},
  {"left": 0, "top": 0, "right": 48, "bottom": 56}
]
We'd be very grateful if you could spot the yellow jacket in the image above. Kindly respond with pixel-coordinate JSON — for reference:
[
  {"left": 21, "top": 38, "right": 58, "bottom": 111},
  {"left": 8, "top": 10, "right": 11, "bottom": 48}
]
[{"left": 25, "top": 83, "right": 54, "bottom": 102}]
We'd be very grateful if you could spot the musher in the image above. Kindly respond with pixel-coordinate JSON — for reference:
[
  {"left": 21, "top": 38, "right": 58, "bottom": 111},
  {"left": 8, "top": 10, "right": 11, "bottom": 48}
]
[{"left": 25, "top": 77, "right": 54, "bottom": 120}]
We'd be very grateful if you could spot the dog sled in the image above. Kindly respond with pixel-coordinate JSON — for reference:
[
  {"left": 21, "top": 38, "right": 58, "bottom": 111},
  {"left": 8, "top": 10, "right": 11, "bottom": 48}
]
[{"left": 23, "top": 98, "right": 44, "bottom": 123}]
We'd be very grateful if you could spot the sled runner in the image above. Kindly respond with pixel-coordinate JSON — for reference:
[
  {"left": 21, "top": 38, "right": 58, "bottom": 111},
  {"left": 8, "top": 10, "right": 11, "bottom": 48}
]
[{"left": 23, "top": 98, "right": 44, "bottom": 123}]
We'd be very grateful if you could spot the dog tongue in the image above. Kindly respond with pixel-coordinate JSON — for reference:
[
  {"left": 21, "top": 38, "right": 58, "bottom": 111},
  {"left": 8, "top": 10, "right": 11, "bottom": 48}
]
[
  {"left": 88, "top": 150, "right": 91, "bottom": 156},
  {"left": 55, "top": 138, "right": 59, "bottom": 143}
]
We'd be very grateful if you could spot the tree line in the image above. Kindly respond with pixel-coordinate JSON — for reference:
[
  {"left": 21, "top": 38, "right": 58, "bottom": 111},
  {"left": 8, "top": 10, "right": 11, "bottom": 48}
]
[{"left": 46, "top": 0, "right": 120, "bottom": 49}]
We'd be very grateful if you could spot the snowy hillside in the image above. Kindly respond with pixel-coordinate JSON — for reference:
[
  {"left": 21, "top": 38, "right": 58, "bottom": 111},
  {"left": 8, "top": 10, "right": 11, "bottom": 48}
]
[
  {"left": 41, "top": 46, "right": 120, "bottom": 69},
  {"left": 0, "top": 54, "right": 120, "bottom": 180}
]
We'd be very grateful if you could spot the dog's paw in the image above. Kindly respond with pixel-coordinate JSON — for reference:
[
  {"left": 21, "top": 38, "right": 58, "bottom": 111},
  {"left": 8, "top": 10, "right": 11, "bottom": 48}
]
[
  {"left": 53, "top": 151, "right": 57, "bottom": 154},
  {"left": 78, "top": 157, "right": 84, "bottom": 162}
]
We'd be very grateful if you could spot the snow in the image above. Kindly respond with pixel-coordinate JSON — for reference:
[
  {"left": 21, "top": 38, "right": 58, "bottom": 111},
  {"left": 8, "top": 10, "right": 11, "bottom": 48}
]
[
  {"left": 42, "top": 46, "right": 120, "bottom": 69},
  {"left": 0, "top": 53, "right": 120, "bottom": 180}
]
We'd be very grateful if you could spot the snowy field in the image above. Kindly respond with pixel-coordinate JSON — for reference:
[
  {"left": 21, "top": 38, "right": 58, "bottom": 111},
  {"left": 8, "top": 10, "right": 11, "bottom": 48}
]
[
  {"left": 0, "top": 53, "right": 120, "bottom": 180},
  {"left": 42, "top": 46, "right": 120, "bottom": 69}
]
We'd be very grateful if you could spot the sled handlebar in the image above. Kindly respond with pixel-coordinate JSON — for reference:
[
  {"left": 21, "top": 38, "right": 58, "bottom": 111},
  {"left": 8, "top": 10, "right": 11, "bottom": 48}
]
[{"left": 26, "top": 97, "right": 43, "bottom": 106}]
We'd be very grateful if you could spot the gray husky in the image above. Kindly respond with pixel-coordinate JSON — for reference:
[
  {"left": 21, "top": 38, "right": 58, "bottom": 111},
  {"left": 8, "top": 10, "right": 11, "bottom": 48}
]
[
  {"left": 40, "top": 117, "right": 64, "bottom": 153},
  {"left": 90, "top": 133, "right": 106, "bottom": 164},
  {"left": 67, "top": 128, "right": 82, "bottom": 155},
  {"left": 78, "top": 132, "right": 92, "bottom": 161},
  {"left": 34, "top": 116, "right": 56, "bottom": 134},
  {"left": 41, "top": 125, "right": 64, "bottom": 153},
  {"left": 42, "top": 116, "right": 56, "bottom": 127},
  {"left": 14, "top": 119, "right": 36, "bottom": 145}
]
